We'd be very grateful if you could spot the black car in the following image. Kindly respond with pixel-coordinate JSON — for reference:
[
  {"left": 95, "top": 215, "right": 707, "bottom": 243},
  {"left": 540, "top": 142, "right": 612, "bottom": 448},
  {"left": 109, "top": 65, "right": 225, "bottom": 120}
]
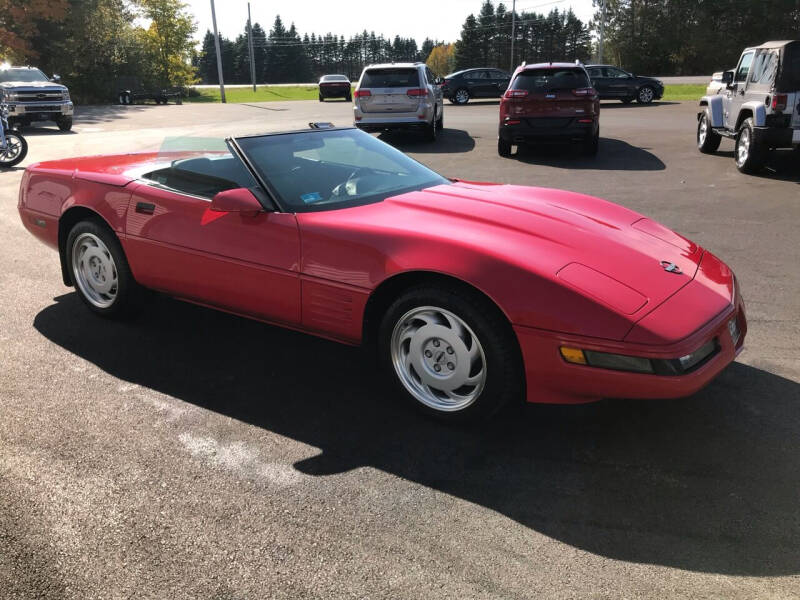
[
  {"left": 441, "top": 68, "right": 511, "bottom": 105},
  {"left": 585, "top": 65, "right": 664, "bottom": 104},
  {"left": 318, "top": 74, "right": 352, "bottom": 102}
]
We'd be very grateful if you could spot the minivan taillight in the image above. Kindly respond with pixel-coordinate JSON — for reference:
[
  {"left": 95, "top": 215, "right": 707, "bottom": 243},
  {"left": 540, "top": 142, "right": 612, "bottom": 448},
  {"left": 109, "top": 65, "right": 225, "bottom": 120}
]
[
  {"left": 407, "top": 88, "right": 427, "bottom": 97},
  {"left": 504, "top": 89, "right": 529, "bottom": 98},
  {"left": 572, "top": 87, "right": 595, "bottom": 97},
  {"left": 354, "top": 89, "right": 371, "bottom": 98},
  {"left": 772, "top": 93, "right": 788, "bottom": 111}
]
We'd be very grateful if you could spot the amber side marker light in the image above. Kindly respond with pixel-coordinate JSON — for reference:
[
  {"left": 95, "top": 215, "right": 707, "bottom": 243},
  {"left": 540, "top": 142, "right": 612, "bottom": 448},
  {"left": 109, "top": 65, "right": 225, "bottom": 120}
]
[{"left": 559, "top": 346, "right": 587, "bottom": 365}]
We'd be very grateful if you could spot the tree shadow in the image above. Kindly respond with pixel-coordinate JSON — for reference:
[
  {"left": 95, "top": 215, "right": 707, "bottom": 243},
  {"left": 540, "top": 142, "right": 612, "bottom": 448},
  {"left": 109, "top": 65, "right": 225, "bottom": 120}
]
[
  {"left": 378, "top": 128, "right": 476, "bottom": 153},
  {"left": 33, "top": 292, "right": 800, "bottom": 576},
  {"left": 511, "top": 138, "right": 665, "bottom": 170},
  {"left": 73, "top": 105, "right": 157, "bottom": 125}
]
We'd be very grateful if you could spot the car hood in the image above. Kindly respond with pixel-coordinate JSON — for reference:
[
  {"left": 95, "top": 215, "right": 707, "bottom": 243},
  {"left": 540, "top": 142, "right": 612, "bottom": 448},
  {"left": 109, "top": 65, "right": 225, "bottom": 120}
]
[
  {"left": 0, "top": 81, "right": 67, "bottom": 91},
  {"left": 306, "top": 181, "right": 705, "bottom": 336}
]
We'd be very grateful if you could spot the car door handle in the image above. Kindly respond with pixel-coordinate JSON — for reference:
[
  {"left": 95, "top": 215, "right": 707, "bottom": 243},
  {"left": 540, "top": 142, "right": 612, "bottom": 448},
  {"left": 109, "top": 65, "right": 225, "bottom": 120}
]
[{"left": 135, "top": 201, "right": 155, "bottom": 215}]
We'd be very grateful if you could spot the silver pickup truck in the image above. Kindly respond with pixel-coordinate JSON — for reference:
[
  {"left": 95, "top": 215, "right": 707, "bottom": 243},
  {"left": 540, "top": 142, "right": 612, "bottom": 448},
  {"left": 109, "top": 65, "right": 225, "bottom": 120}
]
[
  {"left": 697, "top": 40, "right": 799, "bottom": 173},
  {"left": 0, "top": 66, "right": 74, "bottom": 131}
]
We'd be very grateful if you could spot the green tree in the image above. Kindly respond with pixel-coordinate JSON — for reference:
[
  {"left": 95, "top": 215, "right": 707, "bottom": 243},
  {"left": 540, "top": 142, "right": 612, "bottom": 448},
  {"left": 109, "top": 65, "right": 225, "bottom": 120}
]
[
  {"left": 0, "top": 0, "right": 67, "bottom": 61},
  {"left": 136, "top": 0, "right": 197, "bottom": 87},
  {"left": 454, "top": 14, "right": 481, "bottom": 69}
]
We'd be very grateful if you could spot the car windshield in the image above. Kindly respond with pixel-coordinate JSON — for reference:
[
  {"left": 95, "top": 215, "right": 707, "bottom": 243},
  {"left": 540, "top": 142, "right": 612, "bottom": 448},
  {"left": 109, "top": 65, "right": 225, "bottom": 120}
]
[
  {"left": 360, "top": 68, "right": 419, "bottom": 88},
  {"left": 0, "top": 68, "right": 50, "bottom": 83},
  {"left": 234, "top": 128, "right": 449, "bottom": 212},
  {"left": 511, "top": 68, "right": 590, "bottom": 92}
]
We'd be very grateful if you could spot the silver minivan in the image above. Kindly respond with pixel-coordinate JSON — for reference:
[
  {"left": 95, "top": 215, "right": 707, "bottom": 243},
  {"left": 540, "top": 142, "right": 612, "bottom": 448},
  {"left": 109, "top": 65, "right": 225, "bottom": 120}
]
[{"left": 353, "top": 63, "right": 444, "bottom": 141}]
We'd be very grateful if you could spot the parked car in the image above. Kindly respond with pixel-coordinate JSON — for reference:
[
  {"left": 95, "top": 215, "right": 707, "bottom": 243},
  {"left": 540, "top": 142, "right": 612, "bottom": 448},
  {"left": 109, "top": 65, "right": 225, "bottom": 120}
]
[
  {"left": 441, "top": 68, "right": 511, "bottom": 104},
  {"left": 18, "top": 126, "right": 746, "bottom": 421},
  {"left": 0, "top": 65, "right": 74, "bottom": 131},
  {"left": 498, "top": 62, "right": 599, "bottom": 157},
  {"left": 585, "top": 65, "right": 664, "bottom": 104},
  {"left": 697, "top": 40, "right": 800, "bottom": 174},
  {"left": 353, "top": 63, "right": 444, "bottom": 141},
  {"left": 318, "top": 74, "right": 352, "bottom": 102}
]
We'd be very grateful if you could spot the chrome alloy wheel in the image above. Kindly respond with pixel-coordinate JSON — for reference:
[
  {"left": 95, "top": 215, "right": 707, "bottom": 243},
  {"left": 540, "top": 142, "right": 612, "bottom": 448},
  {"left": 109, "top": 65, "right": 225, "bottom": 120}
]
[
  {"left": 71, "top": 232, "right": 119, "bottom": 308},
  {"left": 0, "top": 133, "right": 23, "bottom": 164},
  {"left": 737, "top": 127, "right": 750, "bottom": 167},
  {"left": 455, "top": 89, "right": 469, "bottom": 104},
  {"left": 390, "top": 306, "right": 487, "bottom": 412},
  {"left": 638, "top": 86, "right": 654, "bottom": 103},
  {"left": 698, "top": 115, "right": 708, "bottom": 146}
]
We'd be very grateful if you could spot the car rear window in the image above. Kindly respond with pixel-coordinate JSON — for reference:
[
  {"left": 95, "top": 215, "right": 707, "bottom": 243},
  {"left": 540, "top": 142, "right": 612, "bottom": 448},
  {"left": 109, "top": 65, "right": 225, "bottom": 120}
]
[
  {"left": 778, "top": 43, "right": 800, "bottom": 91},
  {"left": 510, "top": 68, "right": 590, "bottom": 92},
  {"left": 321, "top": 75, "right": 348, "bottom": 82},
  {"left": 360, "top": 68, "right": 420, "bottom": 88}
]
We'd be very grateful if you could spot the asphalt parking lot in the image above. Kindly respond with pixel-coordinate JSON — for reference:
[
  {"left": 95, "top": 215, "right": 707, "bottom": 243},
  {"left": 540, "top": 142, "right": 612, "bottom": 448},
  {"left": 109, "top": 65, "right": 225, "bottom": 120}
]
[{"left": 1, "top": 99, "right": 799, "bottom": 599}]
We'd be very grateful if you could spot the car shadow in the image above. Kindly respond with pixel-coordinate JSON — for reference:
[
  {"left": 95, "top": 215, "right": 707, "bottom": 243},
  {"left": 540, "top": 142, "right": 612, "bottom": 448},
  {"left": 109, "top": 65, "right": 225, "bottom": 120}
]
[
  {"left": 599, "top": 101, "right": 681, "bottom": 108},
  {"left": 16, "top": 126, "right": 78, "bottom": 136},
  {"left": 74, "top": 104, "right": 157, "bottom": 125},
  {"left": 378, "top": 128, "right": 476, "bottom": 153},
  {"left": 511, "top": 138, "right": 665, "bottom": 170},
  {"left": 33, "top": 292, "right": 800, "bottom": 576},
  {"left": 703, "top": 149, "right": 800, "bottom": 182}
]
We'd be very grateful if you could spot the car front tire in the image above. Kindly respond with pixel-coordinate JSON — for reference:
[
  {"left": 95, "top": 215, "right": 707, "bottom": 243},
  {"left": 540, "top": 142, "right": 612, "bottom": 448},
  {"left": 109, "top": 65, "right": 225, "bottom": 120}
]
[
  {"left": 56, "top": 116, "right": 73, "bottom": 131},
  {"left": 637, "top": 85, "right": 655, "bottom": 104},
  {"left": 66, "top": 220, "right": 143, "bottom": 318},
  {"left": 453, "top": 88, "right": 470, "bottom": 105},
  {"left": 697, "top": 111, "right": 721, "bottom": 153},
  {"left": 379, "top": 285, "right": 521, "bottom": 421}
]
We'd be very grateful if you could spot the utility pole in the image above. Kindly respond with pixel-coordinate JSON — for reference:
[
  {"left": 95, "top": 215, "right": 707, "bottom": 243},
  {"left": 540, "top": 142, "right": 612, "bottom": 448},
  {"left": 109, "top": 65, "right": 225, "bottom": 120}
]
[
  {"left": 510, "top": 0, "right": 516, "bottom": 72},
  {"left": 597, "top": 0, "right": 606, "bottom": 63},
  {"left": 210, "top": 0, "right": 226, "bottom": 103},
  {"left": 247, "top": 2, "right": 256, "bottom": 92}
]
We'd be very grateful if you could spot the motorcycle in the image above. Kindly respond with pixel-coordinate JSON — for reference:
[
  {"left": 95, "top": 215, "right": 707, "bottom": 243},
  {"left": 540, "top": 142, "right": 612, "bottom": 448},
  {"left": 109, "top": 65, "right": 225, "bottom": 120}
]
[{"left": 0, "top": 103, "right": 28, "bottom": 168}]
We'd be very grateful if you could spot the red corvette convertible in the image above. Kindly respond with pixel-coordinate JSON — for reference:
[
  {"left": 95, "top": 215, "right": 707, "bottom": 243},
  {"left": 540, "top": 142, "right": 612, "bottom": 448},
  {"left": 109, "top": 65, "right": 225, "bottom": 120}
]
[{"left": 18, "top": 127, "right": 746, "bottom": 420}]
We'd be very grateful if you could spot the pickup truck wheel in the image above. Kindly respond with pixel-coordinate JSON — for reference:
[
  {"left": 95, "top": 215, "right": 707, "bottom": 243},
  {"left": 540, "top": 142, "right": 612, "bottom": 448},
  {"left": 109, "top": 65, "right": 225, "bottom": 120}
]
[
  {"left": 697, "top": 112, "right": 721, "bottom": 153},
  {"left": 735, "top": 118, "right": 765, "bottom": 174},
  {"left": 56, "top": 116, "right": 73, "bottom": 131},
  {"left": 637, "top": 86, "right": 655, "bottom": 104}
]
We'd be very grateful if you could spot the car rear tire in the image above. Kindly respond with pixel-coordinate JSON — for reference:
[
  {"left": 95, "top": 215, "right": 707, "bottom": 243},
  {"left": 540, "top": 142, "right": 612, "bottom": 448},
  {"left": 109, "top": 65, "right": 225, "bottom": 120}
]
[
  {"left": 735, "top": 118, "right": 765, "bottom": 174},
  {"left": 346, "top": 93, "right": 352, "bottom": 102},
  {"left": 498, "top": 138, "right": 512, "bottom": 157},
  {"left": 697, "top": 111, "right": 721, "bottom": 154},
  {"left": 453, "top": 88, "right": 470, "bottom": 105},
  {"left": 425, "top": 109, "right": 438, "bottom": 142},
  {"left": 582, "top": 129, "right": 599, "bottom": 156},
  {"left": 436, "top": 108, "right": 443, "bottom": 131},
  {"left": 66, "top": 220, "right": 143, "bottom": 318},
  {"left": 637, "top": 86, "right": 655, "bottom": 104},
  {"left": 56, "top": 116, "right": 73, "bottom": 131},
  {"left": 319, "top": 94, "right": 324, "bottom": 102},
  {"left": 379, "top": 285, "right": 521, "bottom": 421}
]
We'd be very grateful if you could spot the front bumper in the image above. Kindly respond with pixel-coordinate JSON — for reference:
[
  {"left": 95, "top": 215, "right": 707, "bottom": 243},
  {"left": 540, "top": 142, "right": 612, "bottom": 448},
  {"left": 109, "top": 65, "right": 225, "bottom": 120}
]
[
  {"left": 499, "top": 118, "right": 597, "bottom": 145},
  {"left": 7, "top": 102, "right": 73, "bottom": 119},
  {"left": 514, "top": 286, "right": 746, "bottom": 405}
]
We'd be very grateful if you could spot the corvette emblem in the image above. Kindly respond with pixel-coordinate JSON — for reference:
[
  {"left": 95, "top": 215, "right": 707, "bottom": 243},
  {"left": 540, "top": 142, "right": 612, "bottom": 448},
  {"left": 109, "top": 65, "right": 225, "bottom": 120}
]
[{"left": 660, "top": 260, "right": 682, "bottom": 274}]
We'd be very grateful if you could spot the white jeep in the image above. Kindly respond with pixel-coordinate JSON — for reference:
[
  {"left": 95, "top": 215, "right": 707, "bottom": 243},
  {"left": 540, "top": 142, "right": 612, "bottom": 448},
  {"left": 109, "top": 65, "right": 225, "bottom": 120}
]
[{"left": 697, "top": 40, "right": 799, "bottom": 174}]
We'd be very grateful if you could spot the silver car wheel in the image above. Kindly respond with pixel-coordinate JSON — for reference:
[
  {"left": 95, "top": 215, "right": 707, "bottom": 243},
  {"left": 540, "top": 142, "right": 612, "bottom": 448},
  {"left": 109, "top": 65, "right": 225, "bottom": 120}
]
[
  {"left": 71, "top": 232, "right": 119, "bottom": 308},
  {"left": 638, "top": 86, "right": 654, "bottom": 103},
  {"left": 0, "top": 134, "right": 22, "bottom": 163},
  {"left": 390, "top": 305, "right": 487, "bottom": 412},
  {"left": 455, "top": 89, "right": 469, "bottom": 104},
  {"left": 698, "top": 115, "right": 708, "bottom": 145},
  {"left": 737, "top": 127, "right": 750, "bottom": 167}
]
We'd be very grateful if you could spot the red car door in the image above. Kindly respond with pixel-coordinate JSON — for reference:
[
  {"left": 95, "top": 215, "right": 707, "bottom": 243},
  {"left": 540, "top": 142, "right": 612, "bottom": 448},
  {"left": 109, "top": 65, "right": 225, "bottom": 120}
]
[{"left": 123, "top": 170, "right": 301, "bottom": 326}]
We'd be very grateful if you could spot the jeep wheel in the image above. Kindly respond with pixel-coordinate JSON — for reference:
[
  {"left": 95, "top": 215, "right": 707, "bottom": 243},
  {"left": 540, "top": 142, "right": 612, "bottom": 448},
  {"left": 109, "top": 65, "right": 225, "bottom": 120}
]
[
  {"left": 697, "top": 112, "right": 721, "bottom": 153},
  {"left": 637, "top": 86, "right": 655, "bottom": 104},
  {"left": 425, "top": 108, "right": 438, "bottom": 142},
  {"left": 735, "top": 118, "right": 766, "bottom": 174}
]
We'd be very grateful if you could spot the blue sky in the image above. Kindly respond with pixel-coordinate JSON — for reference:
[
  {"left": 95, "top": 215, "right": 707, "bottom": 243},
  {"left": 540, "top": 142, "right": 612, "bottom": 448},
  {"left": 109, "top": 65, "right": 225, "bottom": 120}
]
[{"left": 186, "top": 0, "right": 596, "bottom": 43}]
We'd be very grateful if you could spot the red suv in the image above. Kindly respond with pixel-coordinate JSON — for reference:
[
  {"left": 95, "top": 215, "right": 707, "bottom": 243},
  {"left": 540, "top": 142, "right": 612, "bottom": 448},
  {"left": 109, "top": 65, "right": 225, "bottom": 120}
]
[{"left": 498, "top": 62, "right": 599, "bottom": 157}]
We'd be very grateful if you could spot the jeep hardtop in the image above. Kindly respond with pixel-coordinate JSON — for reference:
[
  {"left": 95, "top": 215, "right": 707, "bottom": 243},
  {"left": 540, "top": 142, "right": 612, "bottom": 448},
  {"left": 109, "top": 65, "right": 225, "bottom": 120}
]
[{"left": 697, "top": 40, "right": 799, "bottom": 173}]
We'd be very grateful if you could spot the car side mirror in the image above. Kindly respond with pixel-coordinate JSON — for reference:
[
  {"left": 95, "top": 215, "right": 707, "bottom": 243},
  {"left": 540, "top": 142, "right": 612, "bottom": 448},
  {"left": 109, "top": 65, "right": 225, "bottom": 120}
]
[
  {"left": 210, "top": 188, "right": 263, "bottom": 217},
  {"left": 51, "top": 74, "right": 61, "bottom": 83},
  {"left": 722, "top": 70, "right": 734, "bottom": 86},
  {"left": 435, "top": 77, "right": 444, "bottom": 85}
]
